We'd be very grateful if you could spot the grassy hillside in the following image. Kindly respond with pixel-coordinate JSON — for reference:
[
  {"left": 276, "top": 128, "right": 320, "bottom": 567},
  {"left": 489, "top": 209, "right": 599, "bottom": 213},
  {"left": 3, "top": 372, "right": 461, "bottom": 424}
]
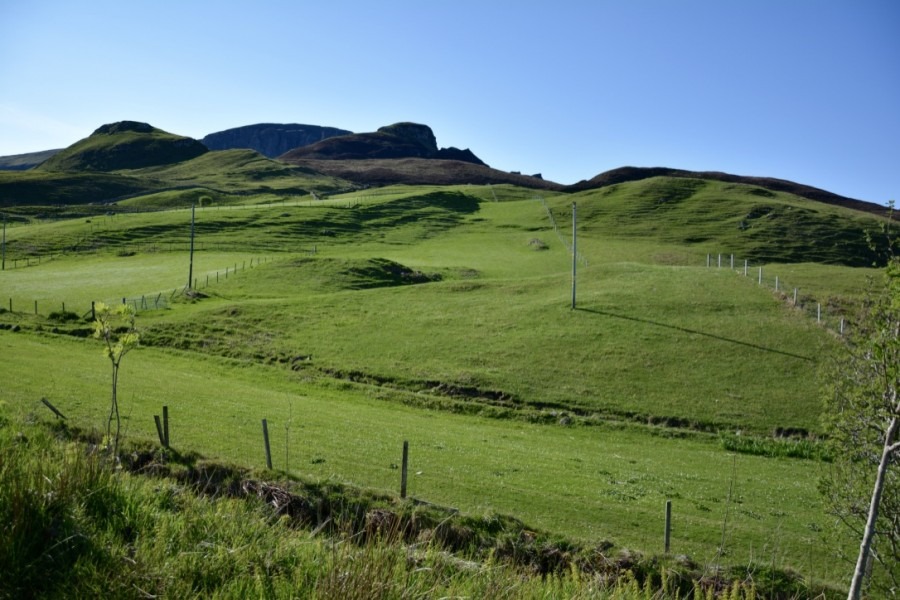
[
  {"left": 0, "top": 148, "right": 61, "bottom": 170},
  {"left": 1, "top": 181, "right": 889, "bottom": 593},
  {"left": 1, "top": 189, "right": 879, "bottom": 436},
  {"left": 123, "top": 148, "right": 355, "bottom": 197},
  {"left": 0, "top": 416, "right": 810, "bottom": 599},
  {"left": 285, "top": 157, "right": 563, "bottom": 189},
  {"left": 0, "top": 170, "right": 161, "bottom": 208},
  {"left": 569, "top": 166, "right": 889, "bottom": 217},
  {"left": 560, "top": 177, "right": 894, "bottom": 266},
  {"left": 0, "top": 149, "right": 354, "bottom": 211},
  {"left": 37, "top": 121, "right": 208, "bottom": 172},
  {"left": 0, "top": 326, "right": 844, "bottom": 587}
]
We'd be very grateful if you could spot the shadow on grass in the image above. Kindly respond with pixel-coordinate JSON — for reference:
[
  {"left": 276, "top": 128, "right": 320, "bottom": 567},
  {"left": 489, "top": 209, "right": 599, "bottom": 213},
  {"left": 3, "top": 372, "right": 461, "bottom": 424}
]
[{"left": 575, "top": 307, "right": 812, "bottom": 361}]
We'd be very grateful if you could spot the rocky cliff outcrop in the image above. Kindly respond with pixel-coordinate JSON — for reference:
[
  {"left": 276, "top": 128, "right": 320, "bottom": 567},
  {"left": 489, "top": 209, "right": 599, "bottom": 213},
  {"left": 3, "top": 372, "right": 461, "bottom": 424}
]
[
  {"left": 280, "top": 122, "right": 487, "bottom": 166},
  {"left": 201, "top": 124, "right": 351, "bottom": 158}
]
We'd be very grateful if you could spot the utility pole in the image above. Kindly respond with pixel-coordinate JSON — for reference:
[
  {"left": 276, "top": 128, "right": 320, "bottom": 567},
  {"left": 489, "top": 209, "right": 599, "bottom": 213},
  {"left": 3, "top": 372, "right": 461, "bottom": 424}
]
[
  {"left": 187, "top": 203, "right": 195, "bottom": 289},
  {"left": 1, "top": 213, "right": 6, "bottom": 271},
  {"left": 571, "top": 202, "right": 577, "bottom": 309}
]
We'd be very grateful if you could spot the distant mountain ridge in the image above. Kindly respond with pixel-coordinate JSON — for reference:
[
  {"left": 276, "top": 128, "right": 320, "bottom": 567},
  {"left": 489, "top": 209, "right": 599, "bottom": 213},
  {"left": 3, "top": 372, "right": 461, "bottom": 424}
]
[
  {"left": 0, "top": 149, "right": 63, "bottom": 171},
  {"left": 0, "top": 119, "right": 888, "bottom": 217},
  {"left": 201, "top": 123, "right": 351, "bottom": 158}
]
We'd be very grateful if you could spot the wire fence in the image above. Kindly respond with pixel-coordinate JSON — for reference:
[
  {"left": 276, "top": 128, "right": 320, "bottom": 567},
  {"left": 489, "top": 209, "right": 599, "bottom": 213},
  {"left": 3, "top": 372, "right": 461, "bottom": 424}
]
[
  {"left": 0, "top": 241, "right": 315, "bottom": 269},
  {"left": 3, "top": 256, "right": 278, "bottom": 320},
  {"left": 534, "top": 195, "right": 588, "bottom": 266},
  {"left": 704, "top": 252, "right": 851, "bottom": 337},
  {"left": 0, "top": 204, "right": 857, "bottom": 337}
]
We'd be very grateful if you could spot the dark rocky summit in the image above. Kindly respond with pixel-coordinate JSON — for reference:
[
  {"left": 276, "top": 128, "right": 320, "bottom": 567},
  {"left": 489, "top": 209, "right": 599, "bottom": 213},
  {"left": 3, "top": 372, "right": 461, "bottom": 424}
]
[
  {"left": 93, "top": 121, "right": 156, "bottom": 135},
  {"left": 280, "top": 122, "right": 487, "bottom": 166},
  {"left": 202, "top": 123, "right": 352, "bottom": 158}
]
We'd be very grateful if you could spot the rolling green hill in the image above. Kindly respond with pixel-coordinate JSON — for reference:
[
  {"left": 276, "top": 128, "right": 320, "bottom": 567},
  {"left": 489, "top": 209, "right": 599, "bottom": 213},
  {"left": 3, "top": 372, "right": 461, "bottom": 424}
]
[
  {"left": 122, "top": 148, "right": 355, "bottom": 199},
  {"left": 562, "top": 176, "right": 895, "bottom": 266},
  {"left": 37, "top": 121, "right": 208, "bottom": 172},
  {"left": 1, "top": 184, "right": 876, "bottom": 592},
  {"left": 0, "top": 147, "right": 355, "bottom": 210},
  {"left": 0, "top": 121, "right": 896, "bottom": 594},
  {"left": 0, "top": 169, "right": 161, "bottom": 208}
]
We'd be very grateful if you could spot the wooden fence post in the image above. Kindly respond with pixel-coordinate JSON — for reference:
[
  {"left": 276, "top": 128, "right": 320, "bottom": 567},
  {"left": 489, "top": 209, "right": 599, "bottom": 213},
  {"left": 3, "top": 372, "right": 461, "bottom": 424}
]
[
  {"left": 665, "top": 499, "right": 672, "bottom": 553},
  {"left": 154, "top": 415, "right": 166, "bottom": 446},
  {"left": 41, "top": 398, "right": 67, "bottom": 420},
  {"left": 401, "top": 440, "right": 409, "bottom": 499},
  {"left": 262, "top": 419, "right": 273, "bottom": 469},
  {"left": 162, "top": 405, "right": 170, "bottom": 448}
]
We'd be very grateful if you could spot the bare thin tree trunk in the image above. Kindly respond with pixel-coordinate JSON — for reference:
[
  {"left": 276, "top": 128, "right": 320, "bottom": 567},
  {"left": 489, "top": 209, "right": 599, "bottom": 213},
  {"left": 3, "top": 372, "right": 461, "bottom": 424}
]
[
  {"left": 113, "top": 363, "right": 120, "bottom": 455},
  {"left": 107, "top": 362, "right": 120, "bottom": 455},
  {"left": 107, "top": 364, "right": 116, "bottom": 447},
  {"left": 848, "top": 416, "right": 899, "bottom": 600}
]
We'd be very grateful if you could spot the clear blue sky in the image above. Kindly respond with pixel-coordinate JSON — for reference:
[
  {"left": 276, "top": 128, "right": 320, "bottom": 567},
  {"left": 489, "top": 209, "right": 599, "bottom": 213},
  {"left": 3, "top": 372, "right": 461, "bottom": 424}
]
[{"left": 1, "top": 1, "right": 897, "bottom": 204}]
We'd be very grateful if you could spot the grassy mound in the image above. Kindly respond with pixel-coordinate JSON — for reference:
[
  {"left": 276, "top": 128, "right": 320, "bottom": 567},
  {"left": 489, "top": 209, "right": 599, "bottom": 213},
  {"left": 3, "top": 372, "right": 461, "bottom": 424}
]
[
  {"left": 38, "top": 121, "right": 208, "bottom": 172},
  {"left": 562, "top": 177, "right": 895, "bottom": 266}
]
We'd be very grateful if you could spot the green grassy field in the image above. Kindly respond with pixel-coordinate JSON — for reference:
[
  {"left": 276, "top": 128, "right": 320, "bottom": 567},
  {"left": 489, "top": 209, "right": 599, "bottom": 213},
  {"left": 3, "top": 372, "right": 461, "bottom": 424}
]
[
  {"left": 1, "top": 180, "right": 888, "bottom": 591},
  {"left": 0, "top": 331, "right": 840, "bottom": 585}
]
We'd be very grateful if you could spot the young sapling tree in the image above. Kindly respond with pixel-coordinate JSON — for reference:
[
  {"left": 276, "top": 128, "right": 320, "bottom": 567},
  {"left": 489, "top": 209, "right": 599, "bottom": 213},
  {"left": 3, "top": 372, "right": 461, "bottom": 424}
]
[
  {"left": 823, "top": 257, "right": 899, "bottom": 599},
  {"left": 92, "top": 301, "right": 139, "bottom": 456}
]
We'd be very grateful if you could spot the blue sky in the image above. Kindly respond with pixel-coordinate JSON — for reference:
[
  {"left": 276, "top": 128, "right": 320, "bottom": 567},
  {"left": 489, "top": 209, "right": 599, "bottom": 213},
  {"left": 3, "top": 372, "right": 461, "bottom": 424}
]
[{"left": 1, "top": 1, "right": 897, "bottom": 204}]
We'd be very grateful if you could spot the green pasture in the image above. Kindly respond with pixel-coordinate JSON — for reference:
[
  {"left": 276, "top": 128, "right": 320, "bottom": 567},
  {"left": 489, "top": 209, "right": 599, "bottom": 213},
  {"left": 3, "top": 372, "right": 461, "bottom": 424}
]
[
  {"left": 0, "top": 182, "right": 883, "bottom": 590},
  {"left": 0, "top": 193, "right": 850, "bottom": 436},
  {"left": 0, "top": 251, "right": 263, "bottom": 311},
  {"left": 0, "top": 331, "right": 845, "bottom": 584}
]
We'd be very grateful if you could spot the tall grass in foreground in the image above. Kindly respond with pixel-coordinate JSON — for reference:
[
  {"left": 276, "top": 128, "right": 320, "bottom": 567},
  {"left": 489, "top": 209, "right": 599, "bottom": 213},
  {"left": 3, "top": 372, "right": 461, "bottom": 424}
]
[{"left": 0, "top": 416, "right": 831, "bottom": 599}]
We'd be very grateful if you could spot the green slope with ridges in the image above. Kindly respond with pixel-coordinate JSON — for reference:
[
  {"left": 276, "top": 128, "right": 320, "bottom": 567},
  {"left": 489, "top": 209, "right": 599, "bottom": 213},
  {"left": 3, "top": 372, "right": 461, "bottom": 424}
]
[{"left": 553, "top": 176, "right": 894, "bottom": 267}]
